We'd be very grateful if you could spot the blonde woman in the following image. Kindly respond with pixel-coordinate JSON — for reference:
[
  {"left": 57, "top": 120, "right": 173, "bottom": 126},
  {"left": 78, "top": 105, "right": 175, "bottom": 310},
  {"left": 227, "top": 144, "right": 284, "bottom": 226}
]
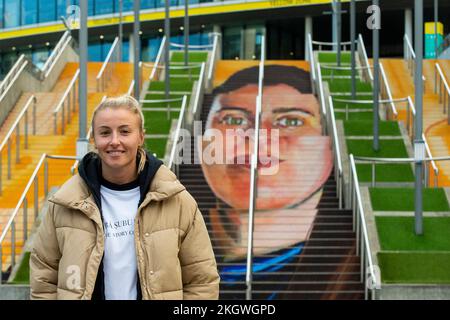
[{"left": 30, "top": 95, "right": 219, "bottom": 300}]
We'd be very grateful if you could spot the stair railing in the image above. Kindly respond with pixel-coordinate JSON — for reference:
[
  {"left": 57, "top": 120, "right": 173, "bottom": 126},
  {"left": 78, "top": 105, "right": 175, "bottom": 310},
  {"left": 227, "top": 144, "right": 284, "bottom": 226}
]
[
  {"left": 0, "top": 95, "right": 37, "bottom": 196},
  {"left": 311, "top": 39, "right": 353, "bottom": 52},
  {"left": 246, "top": 35, "right": 265, "bottom": 301},
  {"left": 357, "top": 34, "right": 374, "bottom": 83},
  {"left": 207, "top": 33, "right": 221, "bottom": 91},
  {"left": 307, "top": 33, "right": 316, "bottom": 95},
  {"left": 0, "top": 55, "right": 28, "bottom": 99},
  {"left": 316, "top": 62, "right": 330, "bottom": 137},
  {"left": 379, "top": 62, "right": 398, "bottom": 120},
  {"left": 96, "top": 37, "right": 120, "bottom": 92},
  {"left": 41, "top": 31, "right": 71, "bottom": 79},
  {"left": 434, "top": 62, "right": 450, "bottom": 124},
  {"left": 192, "top": 62, "right": 206, "bottom": 120},
  {"left": 404, "top": 96, "right": 439, "bottom": 187},
  {"left": 168, "top": 95, "right": 188, "bottom": 177},
  {"left": 404, "top": 34, "right": 416, "bottom": 77},
  {"left": 0, "top": 154, "right": 77, "bottom": 283},
  {"left": 53, "top": 68, "right": 80, "bottom": 135},
  {"left": 149, "top": 36, "right": 166, "bottom": 82},
  {"left": 328, "top": 97, "right": 344, "bottom": 209},
  {"left": 348, "top": 154, "right": 380, "bottom": 300}
]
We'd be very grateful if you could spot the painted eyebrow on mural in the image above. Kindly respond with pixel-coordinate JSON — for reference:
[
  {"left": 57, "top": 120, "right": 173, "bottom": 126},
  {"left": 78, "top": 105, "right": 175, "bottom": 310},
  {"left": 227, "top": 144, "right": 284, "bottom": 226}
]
[
  {"left": 217, "top": 106, "right": 253, "bottom": 116},
  {"left": 272, "top": 107, "right": 313, "bottom": 115}
]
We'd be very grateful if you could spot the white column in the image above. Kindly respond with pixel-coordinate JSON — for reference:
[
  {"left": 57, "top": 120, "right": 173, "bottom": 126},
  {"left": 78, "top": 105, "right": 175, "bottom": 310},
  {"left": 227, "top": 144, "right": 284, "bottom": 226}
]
[
  {"left": 405, "top": 8, "right": 413, "bottom": 59},
  {"left": 305, "top": 16, "right": 313, "bottom": 60}
]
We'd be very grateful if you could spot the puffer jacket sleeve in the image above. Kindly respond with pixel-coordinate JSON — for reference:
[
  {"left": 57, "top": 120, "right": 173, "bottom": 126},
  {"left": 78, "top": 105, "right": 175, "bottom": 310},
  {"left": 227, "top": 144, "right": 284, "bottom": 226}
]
[
  {"left": 178, "top": 200, "right": 220, "bottom": 300},
  {"left": 30, "top": 202, "right": 61, "bottom": 299}
]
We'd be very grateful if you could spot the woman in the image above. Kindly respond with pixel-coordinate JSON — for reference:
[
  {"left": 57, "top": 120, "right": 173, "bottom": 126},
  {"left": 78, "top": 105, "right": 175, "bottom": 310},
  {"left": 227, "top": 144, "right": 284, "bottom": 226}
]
[{"left": 30, "top": 95, "right": 220, "bottom": 300}]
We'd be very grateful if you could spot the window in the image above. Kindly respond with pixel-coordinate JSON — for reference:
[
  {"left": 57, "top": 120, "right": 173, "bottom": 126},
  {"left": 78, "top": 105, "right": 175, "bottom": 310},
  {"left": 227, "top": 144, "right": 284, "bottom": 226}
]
[
  {"left": 95, "top": 0, "right": 113, "bottom": 15},
  {"left": 4, "top": 0, "right": 20, "bottom": 28},
  {"left": 39, "top": 0, "right": 56, "bottom": 23},
  {"left": 0, "top": 0, "right": 5, "bottom": 28},
  {"left": 22, "top": 0, "right": 38, "bottom": 25}
]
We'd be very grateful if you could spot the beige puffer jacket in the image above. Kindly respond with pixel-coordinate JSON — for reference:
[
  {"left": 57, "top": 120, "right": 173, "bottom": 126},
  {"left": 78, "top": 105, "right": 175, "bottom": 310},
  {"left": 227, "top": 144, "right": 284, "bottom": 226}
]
[{"left": 30, "top": 165, "right": 220, "bottom": 300}]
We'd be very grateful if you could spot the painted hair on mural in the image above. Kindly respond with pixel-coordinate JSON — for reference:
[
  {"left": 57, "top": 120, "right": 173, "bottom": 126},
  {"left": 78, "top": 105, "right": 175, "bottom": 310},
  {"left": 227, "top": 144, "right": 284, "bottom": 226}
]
[{"left": 212, "top": 65, "right": 312, "bottom": 95}]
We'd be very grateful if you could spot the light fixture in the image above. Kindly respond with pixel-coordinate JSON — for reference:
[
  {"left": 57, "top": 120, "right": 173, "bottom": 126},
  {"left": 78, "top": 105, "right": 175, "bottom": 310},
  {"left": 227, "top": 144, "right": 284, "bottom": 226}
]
[
  {"left": 201, "top": 24, "right": 205, "bottom": 28},
  {"left": 139, "top": 30, "right": 143, "bottom": 35},
  {"left": 158, "top": 28, "right": 163, "bottom": 33},
  {"left": 180, "top": 26, "right": 184, "bottom": 31},
  {"left": 235, "top": 56, "right": 239, "bottom": 60},
  {"left": 12, "top": 46, "right": 16, "bottom": 51},
  {"left": 289, "top": 51, "right": 294, "bottom": 56},
  {"left": 28, "top": 44, "right": 33, "bottom": 48},
  {"left": 99, "top": 35, "right": 104, "bottom": 40},
  {"left": 252, "top": 55, "right": 256, "bottom": 59},
  {"left": 45, "top": 42, "right": 50, "bottom": 46}
]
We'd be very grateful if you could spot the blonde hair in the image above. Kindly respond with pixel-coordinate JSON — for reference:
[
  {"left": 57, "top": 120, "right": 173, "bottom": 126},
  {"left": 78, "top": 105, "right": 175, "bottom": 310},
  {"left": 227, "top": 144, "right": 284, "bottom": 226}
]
[{"left": 91, "top": 94, "right": 147, "bottom": 174}]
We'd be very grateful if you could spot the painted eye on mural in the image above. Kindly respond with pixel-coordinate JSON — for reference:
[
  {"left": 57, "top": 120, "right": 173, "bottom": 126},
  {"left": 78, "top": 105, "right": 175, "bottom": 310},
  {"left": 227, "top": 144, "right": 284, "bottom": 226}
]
[
  {"left": 274, "top": 116, "right": 304, "bottom": 128},
  {"left": 220, "top": 115, "right": 249, "bottom": 126}
]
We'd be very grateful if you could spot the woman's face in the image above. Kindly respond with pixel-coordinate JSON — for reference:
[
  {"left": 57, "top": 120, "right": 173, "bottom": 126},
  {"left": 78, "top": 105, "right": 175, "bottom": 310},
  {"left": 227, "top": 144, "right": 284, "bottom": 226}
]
[
  {"left": 93, "top": 107, "right": 144, "bottom": 179},
  {"left": 201, "top": 83, "right": 332, "bottom": 210}
]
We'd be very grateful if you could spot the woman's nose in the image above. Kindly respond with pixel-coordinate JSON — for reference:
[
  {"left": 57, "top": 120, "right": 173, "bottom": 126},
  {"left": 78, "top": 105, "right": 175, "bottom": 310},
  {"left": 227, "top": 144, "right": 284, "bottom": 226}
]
[{"left": 109, "top": 132, "right": 120, "bottom": 145}]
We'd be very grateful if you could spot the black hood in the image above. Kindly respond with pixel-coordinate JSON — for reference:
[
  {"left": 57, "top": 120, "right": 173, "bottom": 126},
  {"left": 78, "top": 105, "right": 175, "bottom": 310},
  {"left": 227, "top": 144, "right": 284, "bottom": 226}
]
[{"left": 77, "top": 151, "right": 163, "bottom": 210}]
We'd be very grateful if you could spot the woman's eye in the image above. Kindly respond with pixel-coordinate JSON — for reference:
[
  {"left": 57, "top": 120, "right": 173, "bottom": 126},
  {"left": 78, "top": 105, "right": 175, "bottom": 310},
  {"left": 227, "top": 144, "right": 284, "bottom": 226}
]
[
  {"left": 99, "top": 131, "right": 109, "bottom": 136},
  {"left": 275, "top": 117, "right": 304, "bottom": 128},
  {"left": 220, "top": 115, "right": 248, "bottom": 126}
]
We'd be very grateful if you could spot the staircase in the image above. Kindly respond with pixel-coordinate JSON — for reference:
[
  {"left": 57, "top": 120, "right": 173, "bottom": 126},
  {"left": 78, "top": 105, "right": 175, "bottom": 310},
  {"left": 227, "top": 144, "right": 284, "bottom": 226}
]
[
  {"left": 0, "top": 61, "right": 135, "bottom": 275},
  {"left": 178, "top": 93, "right": 364, "bottom": 300}
]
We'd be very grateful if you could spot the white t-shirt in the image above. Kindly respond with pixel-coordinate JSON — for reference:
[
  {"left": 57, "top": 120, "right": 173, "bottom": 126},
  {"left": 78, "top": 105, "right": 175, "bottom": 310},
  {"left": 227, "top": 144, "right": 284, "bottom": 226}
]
[{"left": 100, "top": 184, "right": 140, "bottom": 300}]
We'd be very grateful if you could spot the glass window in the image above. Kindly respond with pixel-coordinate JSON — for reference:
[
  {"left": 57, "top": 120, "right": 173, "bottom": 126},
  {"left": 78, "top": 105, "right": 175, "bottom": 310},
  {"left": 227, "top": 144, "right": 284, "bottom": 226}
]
[
  {"left": 57, "top": 0, "right": 67, "bottom": 20},
  {"left": 39, "top": 0, "right": 56, "bottom": 23},
  {"left": 22, "top": 0, "right": 38, "bottom": 25},
  {"left": 121, "top": 39, "right": 129, "bottom": 62},
  {"left": 4, "top": 0, "right": 20, "bottom": 28},
  {"left": 95, "top": 0, "right": 113, "bottom": 15},
  {"left": 122, "top": 0, "right": 133, "bottom": 12},
  {"left": 32, "top": 47, "right": 50, "bottom": 70},
  {"left": 88, "top": 0, "right": 94, "bottom": 15},
  {"left": 88, "top": 42, "right": 101, "bottom": 61},
  {"left": 0, "top": 0, "right": 3, "bottom": 28},
  {"left": 223, "top": 26, "right": 241, "bottom": 60}
]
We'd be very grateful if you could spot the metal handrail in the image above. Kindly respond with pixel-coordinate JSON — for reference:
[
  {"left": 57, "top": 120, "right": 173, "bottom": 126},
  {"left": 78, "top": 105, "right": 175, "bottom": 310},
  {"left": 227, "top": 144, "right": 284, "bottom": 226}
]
[
  {"left": 317, "top": 63, "right": 327, "bottom": 120},
  {"left": 423, "top": 133, "right": 439, "bottom": 187},
  {"left": 307, "top": 34, "right": 316, "bottom": 95},
  {"left": 170, "top": 42, "right": 214, "bottom": 49},
  {"left": 311, "top": 39, "right": 354, "bottom": 51},
  {"left": 0, "top": 154, "right": 77, "bottom": 281},
  {"left": 357, "top": 34, "right": 373, "bottom": 82},
  {"left": 168, "top": 95, "right": 188, "bottom": 173},
  {"left": 96, "top": 37, "right": 120, "bottom": 92},
  {"left": 434, "top": 62, "right": 450, "bottom": 122},
  {"left": 331, "top": 97, "right": 407, "bottom": 121},
  {"left": 0, "top": 95, "right": 37, "bottom": 195},
  {"left": 379, "top": 62, "right": 398, "bottom": 119},
  {"left": 41, "top": 31, "right": 70, "bottom": 76},
  {"left": 0, "top": 56, "right": 28, "bottom": 103},
  {"left": 0, "top": 55, "right": 26, "bottom": 97},
  {"left": 43, "top": 32, "right": 72, "bottom": 79},
  {"left": 320, "top": 64, "right": 371, "bottom": 71},
  {"left": 150, "top": 36, "right": 166, "bottom": 81},
  {"left": 349, "top": 154, "right": 379, "bottom": 300},
  {"left": 246, "top": 34, "right": 265, "bottom": 301},
  {"left": 53, "top": 69, "right": 80, "bottom": 135},
  {"left": 127, "top": 80, "right": 135, "bottom": 96},
  {"left": 192, "top": 62, "right": 206, "bottom": 117},
  {"left": 328, "top": 97, "right": 343, "bottom": 209},
  {"left": 207, "top": 33, "right": 221, "bottom": 86}
]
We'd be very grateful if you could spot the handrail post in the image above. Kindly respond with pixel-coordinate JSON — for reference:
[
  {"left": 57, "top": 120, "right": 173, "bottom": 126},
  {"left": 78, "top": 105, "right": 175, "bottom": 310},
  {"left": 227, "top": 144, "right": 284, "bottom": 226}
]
[
  {"left": 44, "top": 158, "right": 49, "bottom": 197},
  {"left": 7, "top": 139, "right": 11, "bottom": 179},
  {"left": 33, "top": 97, "right": 37, "bottom": 135},
  {"left": 372, "top": 161, "right": 376, "bottom": 188},
  {"left": 34, "top": 176, "right": 39, "bottom": 218},
  {"left": 25, "top": 110, "right": 28, "bottom": 149},
  {"left": 23, "top": 199, "right": 28, "bottom": 242},
  {"left": 16, "top": 124, "right": 20, "bottom": 163}
]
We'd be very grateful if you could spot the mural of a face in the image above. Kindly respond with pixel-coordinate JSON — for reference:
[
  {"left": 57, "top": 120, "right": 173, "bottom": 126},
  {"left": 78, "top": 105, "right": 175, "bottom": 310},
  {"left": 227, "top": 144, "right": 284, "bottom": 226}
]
[{"left": 201, "top": 74, "right": 333, "bottom": 211}]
